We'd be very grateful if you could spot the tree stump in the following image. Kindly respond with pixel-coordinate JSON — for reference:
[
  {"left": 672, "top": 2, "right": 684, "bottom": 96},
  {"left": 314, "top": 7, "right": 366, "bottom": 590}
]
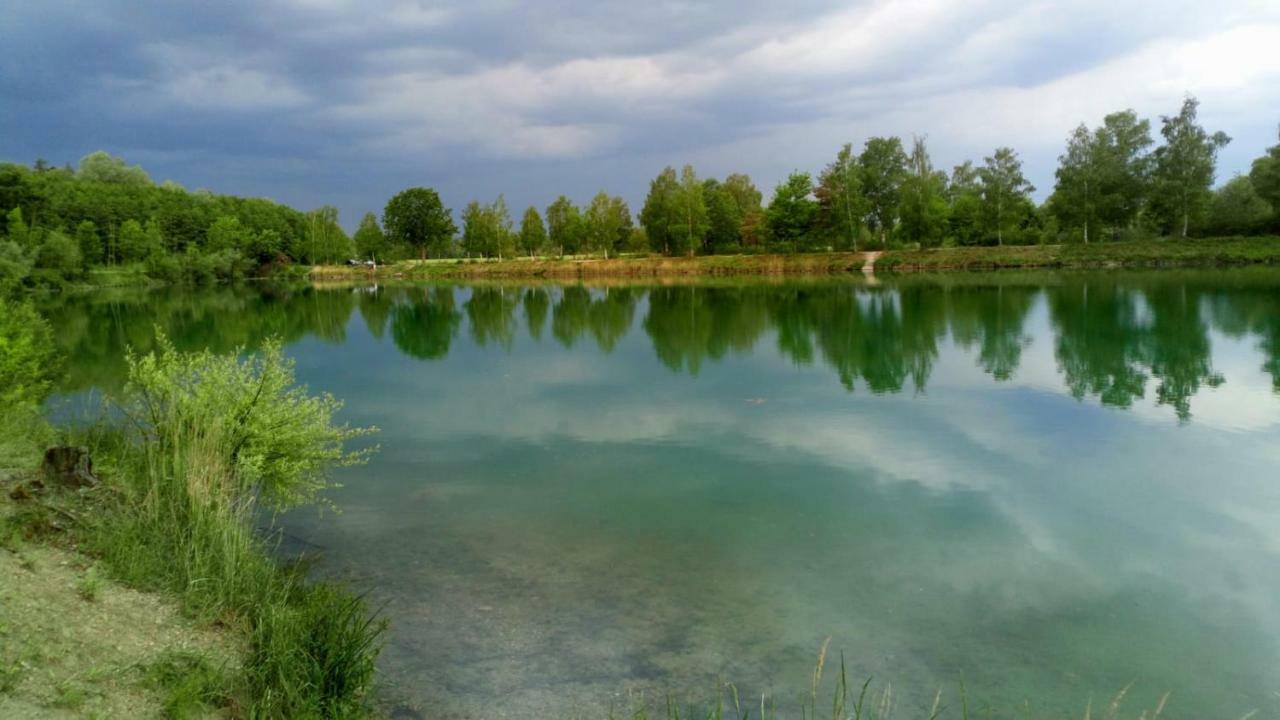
[{"left": 41, "top": 446, "right": 98, "bottom": 488}]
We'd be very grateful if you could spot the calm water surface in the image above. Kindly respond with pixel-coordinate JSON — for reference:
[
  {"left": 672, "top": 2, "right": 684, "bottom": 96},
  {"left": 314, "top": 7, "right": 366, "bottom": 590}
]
[{"left": 43, "top": 270, "right": 1280, "bottom": 718}]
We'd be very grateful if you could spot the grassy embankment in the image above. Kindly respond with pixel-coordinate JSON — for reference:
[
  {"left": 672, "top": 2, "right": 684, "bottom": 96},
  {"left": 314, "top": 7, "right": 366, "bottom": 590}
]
[
  {"left": 310, "top": 237, "right": 1280, "bottom": 281},
  {"left": 0, "top": 333, "right": 384, "bottom": 718}
]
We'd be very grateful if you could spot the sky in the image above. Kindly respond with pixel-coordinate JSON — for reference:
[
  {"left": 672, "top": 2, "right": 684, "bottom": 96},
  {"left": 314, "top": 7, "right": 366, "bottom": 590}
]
[{"left": 2, "top": 0, "right": 1279, "bottom": 230}]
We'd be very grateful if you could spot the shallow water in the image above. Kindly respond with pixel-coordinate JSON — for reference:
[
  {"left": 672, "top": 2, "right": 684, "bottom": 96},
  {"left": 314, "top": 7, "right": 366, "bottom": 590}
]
[{"left": 43, "top": 270, "right": 1280, "bottom": 718}]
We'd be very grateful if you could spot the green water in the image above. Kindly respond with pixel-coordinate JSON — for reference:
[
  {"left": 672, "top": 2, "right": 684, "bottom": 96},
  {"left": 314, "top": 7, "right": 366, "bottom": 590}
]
[{"left": 42, "top": 270, "right": 1280, "bottom": 718}]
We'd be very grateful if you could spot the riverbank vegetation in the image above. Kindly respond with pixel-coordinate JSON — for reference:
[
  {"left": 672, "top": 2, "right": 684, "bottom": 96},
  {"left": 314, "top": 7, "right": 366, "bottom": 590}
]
[
  {"left": 0, "top": 292, "right": 385, "bottom": 716},
  {"left": 3, "top": 97, "right": 1279, "bottom": 291}
]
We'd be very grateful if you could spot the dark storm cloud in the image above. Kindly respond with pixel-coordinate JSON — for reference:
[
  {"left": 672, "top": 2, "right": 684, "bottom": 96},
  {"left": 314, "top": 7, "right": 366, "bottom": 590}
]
[{"left": 2, "top": 0, "right": 1278, "bottom": 228}]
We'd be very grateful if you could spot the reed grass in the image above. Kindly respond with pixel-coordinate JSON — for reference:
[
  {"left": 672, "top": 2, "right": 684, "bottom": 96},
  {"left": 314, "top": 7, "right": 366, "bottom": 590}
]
[{"left": 607, "top": 639, "right": 1221, "bottom": 720}]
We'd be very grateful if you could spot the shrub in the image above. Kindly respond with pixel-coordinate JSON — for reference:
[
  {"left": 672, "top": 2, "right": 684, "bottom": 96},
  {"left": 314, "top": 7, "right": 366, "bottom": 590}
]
[
  {"left": 0, "top": 298, "right": 55, "bottom": 409},
  {"left": 81, "top": 336, "right": 383, "bottom": 716}
]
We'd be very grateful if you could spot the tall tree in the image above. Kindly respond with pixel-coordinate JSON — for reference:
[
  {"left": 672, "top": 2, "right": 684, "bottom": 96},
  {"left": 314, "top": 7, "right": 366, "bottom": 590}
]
[
  {"left": 74, "top": 220, "right": 102, "bottom": 265},
  {"left": 1052, "top": 124, "right": 1103, "bottom": 243},
  {"left": 766, "top": 171, "right": 817, "bottom": 252},
  {"left": 584, "top": 192, "right": 631, "bottom": 258},
  {"left": 383, "top": 187, "right": 456, "bottom": 259},
  {"left": 1094, "top": 110, "right": 1153, "bottom": 235},
  {"left": 461, "top": 195, "right": 515, "bottom": 259},
  {"left": 722, "top": 173, "right": 763, "bottom": 247},
  {"left": 1151, "top": 96, "right": 1230, "bottom": 238},
  {"left": 979, "top": 147, "right": 1035, "bottom": 246},
  {"left": 546, "top": 195, "right": 585, "bottom": 256},
  {"left": 815, "top": 143, "right": 865, "bottom": 250},
  {"left": 353, "top": 212, "right": 387, "bottom": 262},
  {"left": 1248, "top": 126, "right": 1280, "bottom": 219},
  {"left": 858, "top": 137, "right": 909, "bottom": 244},
  {"left": 669, "top": 165, "right": 708, "bottom": 257},
  {"left": 702, "top": 179, "right": 738, "bottom": 253},
  {"left": 898, "top": 136, "right": 949, "bottom": 247},
  {"left": 640, "top": 167, "right": 681, "bottom": 255},
  {"left": 518, "top": 206, "right": 547, "bottom": 258},
  {"left": 305, "top": 205, "right": 353, "bottom": 263}
]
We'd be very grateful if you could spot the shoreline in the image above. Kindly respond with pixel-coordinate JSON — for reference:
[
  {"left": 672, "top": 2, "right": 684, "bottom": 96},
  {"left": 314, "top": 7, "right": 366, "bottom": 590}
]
[{"left": 309, "top": 237, "right": 1280, "bottom": 281}]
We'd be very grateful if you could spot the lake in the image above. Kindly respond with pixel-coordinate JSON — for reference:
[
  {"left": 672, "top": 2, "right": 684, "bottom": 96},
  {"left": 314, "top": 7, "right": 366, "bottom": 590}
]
[{"left": 42, "top": 269, "right": 1280, "bottom": 719}]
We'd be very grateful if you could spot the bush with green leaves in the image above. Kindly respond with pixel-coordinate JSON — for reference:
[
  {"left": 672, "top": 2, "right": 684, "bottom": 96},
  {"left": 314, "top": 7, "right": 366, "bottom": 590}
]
[
  {"left": 119, "top": 335, "right": 374, "bottom": 511},
  {"left": 0, "top": 298, "right": 55, "bottom": 409},
  {"left": 77, "top": 335, "right": 383, "bottom": 716}
]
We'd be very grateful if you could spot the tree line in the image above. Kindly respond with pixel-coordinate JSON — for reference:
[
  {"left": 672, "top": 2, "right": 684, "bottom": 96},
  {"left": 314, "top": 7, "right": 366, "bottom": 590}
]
[
  {"left": 0, "top": 151, "right": 354, "bottom": 290},
  {"left": 3, "top": 96, "right": 1278, "bottom": 287},
  {"left": 357, "top": 97, "right": 1278, "bottom": 261}
]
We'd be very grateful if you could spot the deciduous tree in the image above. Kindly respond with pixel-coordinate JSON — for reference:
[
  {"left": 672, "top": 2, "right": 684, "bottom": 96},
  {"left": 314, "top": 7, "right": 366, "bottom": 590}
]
[
  {"left": 383, "top": 187, "right": 456, "bottom": 259},
  {"left": 979, "top": 147, "right": 1035, "bottom": 246},
  {"left": 1151, "top": 97, "right": 1230, "bottom": 237}
]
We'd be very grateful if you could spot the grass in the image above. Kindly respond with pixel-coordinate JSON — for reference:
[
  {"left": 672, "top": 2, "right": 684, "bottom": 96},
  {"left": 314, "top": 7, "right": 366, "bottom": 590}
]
[
  {"left": 1, "top": 336, "right": 384, "bottom": 718},
  {"left": 77, "top": 563, "right": 102, "bottom": 602},
  {"left": 309, "top": 237, "right": 1280, "bottom": 281},
  {"left": 608, "top": 641, "right": 1189, "bottom": 720},
  {"left": 142, "top": 650, "right": 236, "bottom": 718},
  {"left": 311, "top": 251, "right": 870, "bottom": 280},
  {"left": 875, "top": 236, "right": 1280, "bottom": 272}
]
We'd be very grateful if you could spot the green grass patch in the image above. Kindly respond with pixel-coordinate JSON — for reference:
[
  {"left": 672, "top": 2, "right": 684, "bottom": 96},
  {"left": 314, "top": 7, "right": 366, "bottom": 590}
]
[
  {"left": 310, "top": 237, "right": 1280, "bottom": 281},
  {"left": 876, "top": 236, "right": 1280, "bottom": 272}
]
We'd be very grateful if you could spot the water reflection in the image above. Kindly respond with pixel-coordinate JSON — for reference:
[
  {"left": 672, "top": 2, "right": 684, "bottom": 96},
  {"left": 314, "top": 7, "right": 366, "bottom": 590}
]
[
  {"left": 36, "top": 271, "right": 1280, "bottom": 718},
  {"left": 44, "top": 271, "right": 1280, "bottom": 422}
]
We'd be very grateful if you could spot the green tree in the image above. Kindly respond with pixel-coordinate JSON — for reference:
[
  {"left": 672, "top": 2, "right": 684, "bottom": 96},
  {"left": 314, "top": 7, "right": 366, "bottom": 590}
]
[
  {"left": 723, "top": 173, "right": 763, "bottom": 247},
  {"left": 640, "top": 168, "right": 680, "bottom": 255},
  {"left": 1207, "top": 176, "right": 1272, "bottom": 235},
  {"left": 34, "top": 230, "right": 83, "bottom": 279},
  {"left": 584, "top": 192, "right": 631, "bottom": 257},
  {"left": 0, "top": 298, "right": 54, "bottom": 410},
  {"left": 546, "top": 196, "right": 585, "bottom": 256},
  {"left": 77, "top": 150, "right": 153, "bottom": 185},
  {"left": 948, "top": 161, "right": 984, "bottom": 246},
  {"left": 353, "top": 212, "right": 387, "bottom": 262},
  {"left": 518, "top": 206, "right": 547, "bottom": 257},
  {"left": 75, "top": 220, "right": 103, "bottom": 265},
  {"left": 815, "top": 143, "right": 865, "bottom": 250},
  {"left": 118, "top": 218, "right": 154, "bottom": 262},
  {"left": 460, "top": 196, "right": 516, "bottom": 259},
  {"left": 1248, "top": 127, "right": 1280, "bottom": 222},
  {"left": 702, "top": 179, "right": 740, "bottom": 253},
  {"left": 514, "top": 203, "right": 545, "bottom": 256},
  {"left": 207, "top": 216, "right": 249, "bottom": 254},
  {"left": 5, "top": 207, "right": 32, "bottom": 250},
  {"left": 766, "top": 171, "right": 817, "bottom": 252},
  {"left": 858, "top": 137, "right": 909, "bottom": 245},
  {"left": 144, "top": 218, "right": 167, "bottom": 256},
  {"left": 1052, "top": 124, "right": 1103, "bottom": 243},
  {"left": 306, "top": 206, "right": 354, "bottom": 264},
  {"left": 383, "top": 188, "right": 456, "bottom": 259},
  {"left": 898, "top": 136, "right": 949, "bottom": 247},
  {"left": 669, "top": 165, "right": 708, "bottom": 257},
  {"left": 1151, "top": 96, "right": 1230, "bottom": 237},
  {"left": 1094, "top": 110, "right": 1153, "bottom": 236},
  {"left": 979, "top": 147, "right": 1035, "bottom": 245}
]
